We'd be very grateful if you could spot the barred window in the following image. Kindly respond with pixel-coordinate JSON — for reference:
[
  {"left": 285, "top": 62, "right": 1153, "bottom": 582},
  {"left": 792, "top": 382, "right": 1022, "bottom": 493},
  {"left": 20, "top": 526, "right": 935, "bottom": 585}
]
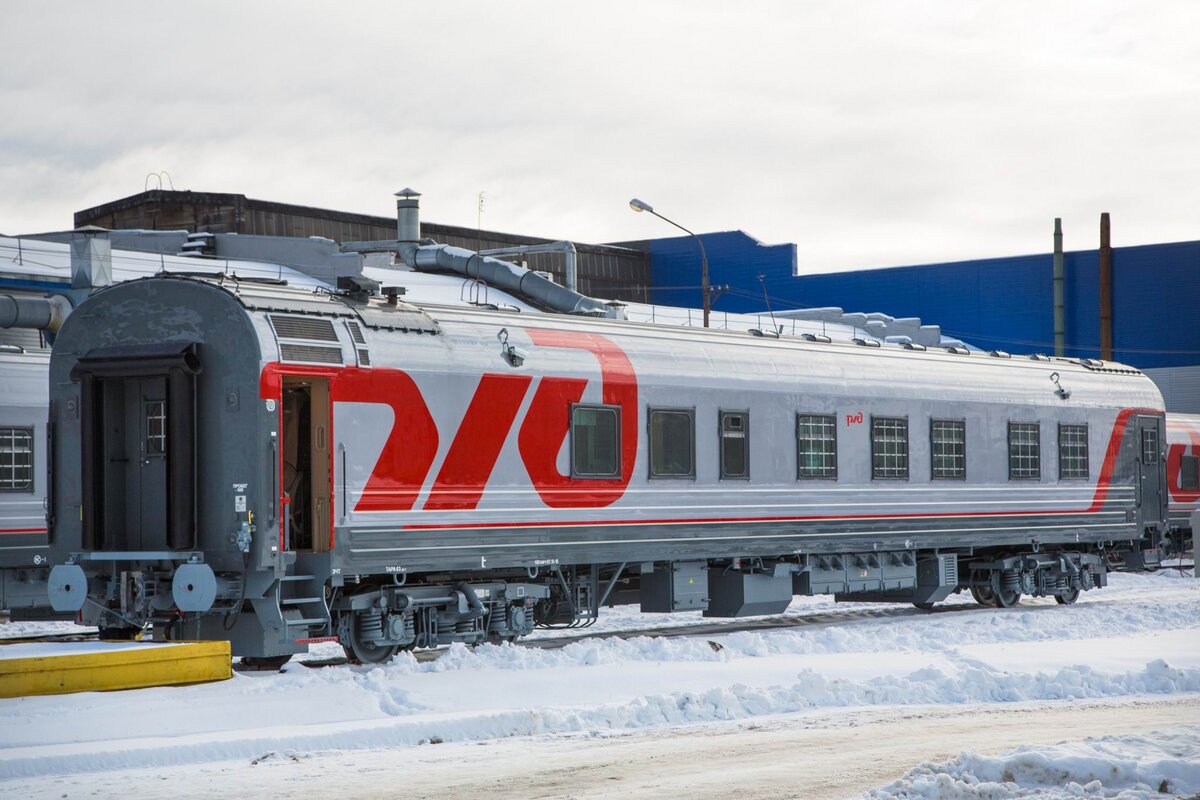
[
  {"left": 720, "top": 411, "right": 749, "bottom": 479},
  {"left": 649, "top": 408, "right": 695, "bottom": 478},
  {"left": 1141, "top": 428, "right": 1159, "bottom": 464},
  {"left": 0, "top": 427, "right": 34, "bottom": 492},
  {"left": 930, "top": 419, "right": 965, "bottom": 480},
  {"left": 1058, "top": 424, "right": 1089, "bottom": 480},
  {"left": 145, "top": 400, "right": 167, "bottom": 457},
  {"left": 571, "top": 405, "right": 620, "bottom": 478},
  {"left": 796, "top": 414, "right": 837, "bottom": 479},
  {"left": 871, "top": 416, "right": 909, "bottom": 479},
  {"left": 1008, "top": 422, "right": 1041, "bottom": 480}
]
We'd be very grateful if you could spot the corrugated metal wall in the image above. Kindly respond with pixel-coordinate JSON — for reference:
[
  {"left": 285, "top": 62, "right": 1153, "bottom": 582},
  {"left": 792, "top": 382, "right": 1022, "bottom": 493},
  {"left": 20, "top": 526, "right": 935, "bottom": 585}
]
[{"left": 648, "top": 232, "right": 1200, "bottom": 375}]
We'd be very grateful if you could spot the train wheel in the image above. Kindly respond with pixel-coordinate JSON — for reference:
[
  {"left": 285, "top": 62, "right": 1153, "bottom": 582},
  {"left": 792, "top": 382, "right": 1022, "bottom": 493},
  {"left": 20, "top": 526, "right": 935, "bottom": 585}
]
[
  {"left": 1055, "top": 588, "right": 1081, "bottom": 605},
  {"left": 969, "top": 585, "right": 995, "bottom": 606},
  {"left": 912, "top": 602, "right": 935, "bottom": 612},
  {"left": 341, "top": 612, "right": 400, "bottom": 665},
  {"left": 992, "top": 587, "right": 1022, "bottom": 608}
]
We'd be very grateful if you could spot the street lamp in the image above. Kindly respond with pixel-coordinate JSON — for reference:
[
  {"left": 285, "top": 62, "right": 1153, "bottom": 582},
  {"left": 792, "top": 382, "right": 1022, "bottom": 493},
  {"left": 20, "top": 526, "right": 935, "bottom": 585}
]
[{"left": 629, "top": 198, "right": 711, "bottom": 328}]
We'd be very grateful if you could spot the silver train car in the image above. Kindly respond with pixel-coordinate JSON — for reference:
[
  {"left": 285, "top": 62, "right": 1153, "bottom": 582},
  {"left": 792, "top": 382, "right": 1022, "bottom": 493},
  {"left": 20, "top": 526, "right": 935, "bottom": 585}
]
[
  {"left": 45, "top": 251, "right": 1169, "bottom": 664},
  {"left": 1167, "top": 413, "right": 1200, "bottom": 555},
  {"left": 0, "top": 343, "right": 52, "bottom": 618}
]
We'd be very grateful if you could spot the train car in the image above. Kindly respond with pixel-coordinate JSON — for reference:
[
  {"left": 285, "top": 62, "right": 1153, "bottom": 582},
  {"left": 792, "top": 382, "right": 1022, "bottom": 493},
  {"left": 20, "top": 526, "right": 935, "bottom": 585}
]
[
  {"left": 0, "top": 232, "right": 345, "bottom": 619},
  {"left": 0, "top": 342, "right": 52, "bottom": 618},
  {"left": 44, "top": 238, "right": 1168, "bottom": 664},
  {"left": 1166, "top": 413, "right": 1200, "bottom": 559}
]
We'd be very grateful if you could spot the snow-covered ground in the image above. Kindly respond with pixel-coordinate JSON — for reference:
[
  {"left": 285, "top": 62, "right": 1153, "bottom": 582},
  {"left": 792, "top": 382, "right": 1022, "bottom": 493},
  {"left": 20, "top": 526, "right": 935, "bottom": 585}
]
[
  {"left": 867, "top": 727, "right": 1200, "bottom": 799},
  {"left": 1, "top": 570, "right": 1197, "bottom": 799}
]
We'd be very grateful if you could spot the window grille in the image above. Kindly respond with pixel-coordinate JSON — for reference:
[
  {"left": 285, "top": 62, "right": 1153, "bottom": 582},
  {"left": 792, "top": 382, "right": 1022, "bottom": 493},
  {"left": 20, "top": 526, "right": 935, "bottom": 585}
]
[
  {"left": 797, "top": 414, "right": 837, "bottom": 479},
  {"left": 872, "top": 417, "right": 909, "bottom": 479},
  {"left": 930, "top": 419, "right": 965, "bottom": 480},
  {"left": 1008, "top": 422, "right": 1041, "bottom": 479},
  {"left": 1141, "top": 428, "right": 1159, "bottom": 464},
  {"left": 0, "top": 428, "right": 33, "bottom": 492},
  {"left": 1058, "top": 424, "right": 1089, "bottom": 479},
  {"left": 145, "top": 401, "right": 167, "bottom": 457}
]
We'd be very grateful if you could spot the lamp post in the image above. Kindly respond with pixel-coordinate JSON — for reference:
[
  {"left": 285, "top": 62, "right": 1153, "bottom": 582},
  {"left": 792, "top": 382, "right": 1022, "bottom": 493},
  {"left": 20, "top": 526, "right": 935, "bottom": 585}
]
[{"left": 629, "top": 198, "right": 711, "bottom": 328}]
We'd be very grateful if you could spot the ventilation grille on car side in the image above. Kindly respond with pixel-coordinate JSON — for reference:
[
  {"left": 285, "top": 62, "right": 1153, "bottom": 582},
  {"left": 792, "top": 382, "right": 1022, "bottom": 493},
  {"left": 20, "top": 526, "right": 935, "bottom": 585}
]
[
  {"left": 357, "top": 349, "right": 371, "bottom": 366},
  {"left": 269, "top": 315, "right": 339, "bottom": 342},
  {"left": 346, "top": 320, "right": 366, "bottom": 344},
  {"left": 280, "top": 343, "right": 343, "bottom": 364}
]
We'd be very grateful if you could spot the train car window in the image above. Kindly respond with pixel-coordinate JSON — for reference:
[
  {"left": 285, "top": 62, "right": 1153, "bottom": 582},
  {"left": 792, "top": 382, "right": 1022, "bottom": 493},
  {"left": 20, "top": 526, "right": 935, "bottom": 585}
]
[
  {"left": 719, "top": 411, "right": 750, "bottom": 479},
  {"left": 1058, "top": 424, "right": 1089, "bottom": 480},
  {"left": 1008, "top": 422, "right": 1041, "bottom": 480},
  {"left": 0, "top": 427, "right": 33, "bottom": 492},
  {"left": 571, "top": 405, "right": 621, "bottom": 478},
  {"left": 930, "top": 419, "right": 965, "bottom": 480},
  {"left": 871, "top": 416, "right": 909, "bottom": 479},
  {"left": 1141, "top": 429, "right": 1159, "bottom": 464},
  {"left": 648, "top": 408, "right": 695, "bottom": 479},
  {"left": 796, "top": 414, "right": 837, "bottom": 479},
  {"left": 1182, "top": 456, "right": 1200, "bottom": 491},
  {"left": 145, "top": 400, "right": 167, "bottom": 457}
]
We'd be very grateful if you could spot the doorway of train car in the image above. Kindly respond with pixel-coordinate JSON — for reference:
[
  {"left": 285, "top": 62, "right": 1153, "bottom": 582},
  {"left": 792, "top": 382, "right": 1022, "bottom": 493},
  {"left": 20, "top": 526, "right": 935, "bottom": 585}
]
[
  {"left": 1135, "top": 414, "right": 1165, "bottom": 528},
  {"left": 113, "top": 376, "right": 169, "bottom": 551},
  {"left": 281, "top": 376, "right": 331, "bottom": 553},
  {"left": 83, "top": 376, "right": 169, "bottom": 551}
]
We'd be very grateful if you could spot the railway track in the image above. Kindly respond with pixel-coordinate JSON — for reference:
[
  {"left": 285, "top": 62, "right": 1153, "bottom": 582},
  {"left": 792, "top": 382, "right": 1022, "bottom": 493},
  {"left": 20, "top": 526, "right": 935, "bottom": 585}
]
[{"left": 287, "top": 598, "right": 998, "bottom": 670}]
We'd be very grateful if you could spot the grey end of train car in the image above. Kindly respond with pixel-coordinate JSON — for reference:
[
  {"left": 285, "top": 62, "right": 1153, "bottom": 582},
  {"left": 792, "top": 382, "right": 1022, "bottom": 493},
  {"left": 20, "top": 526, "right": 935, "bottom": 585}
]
[
  {"left": 703, "top": 566, "right": 793, "bottom": 618},
  {"left": 47, "top": 276, "right": 305, "bottom": 658},
  {"left": 640, "top": 560, "right": 709, "bottom": 612}
]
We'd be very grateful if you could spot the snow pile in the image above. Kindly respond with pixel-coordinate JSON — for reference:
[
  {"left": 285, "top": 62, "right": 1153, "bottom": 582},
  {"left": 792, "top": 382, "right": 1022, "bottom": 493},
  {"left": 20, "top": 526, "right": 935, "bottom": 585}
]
[
  {"left": 2, "top": 660, "right": 1196, "bottom": 780},
  {"left": 863, "top": 726, "right": 1200, "bottom": 799}
]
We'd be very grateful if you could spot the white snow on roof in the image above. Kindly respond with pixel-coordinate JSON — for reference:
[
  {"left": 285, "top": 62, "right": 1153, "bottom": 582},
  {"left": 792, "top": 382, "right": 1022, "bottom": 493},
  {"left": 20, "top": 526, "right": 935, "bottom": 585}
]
[
  {"left": 0, "top": 235, "right": 328, "bottom": 289},
  {"left": 0, "top": 235, "right": 966, "bottom": 347}
]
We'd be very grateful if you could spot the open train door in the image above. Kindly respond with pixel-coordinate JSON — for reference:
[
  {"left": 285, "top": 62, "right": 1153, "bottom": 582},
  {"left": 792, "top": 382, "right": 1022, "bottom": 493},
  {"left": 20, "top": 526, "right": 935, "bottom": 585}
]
[
  {"left": 280, "top": 376, "right": 331, "bottom": 553},
  {"left": 1135, "top": 414, "right": 1166, "bottom": 533}
]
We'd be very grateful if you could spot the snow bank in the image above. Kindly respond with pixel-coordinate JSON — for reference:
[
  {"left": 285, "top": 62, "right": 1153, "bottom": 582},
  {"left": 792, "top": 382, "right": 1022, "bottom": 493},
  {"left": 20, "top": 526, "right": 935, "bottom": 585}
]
[
  {"left": 1, "top": 661, "right": 1196, "bottom": 780},
  {"left": 864, "top": 726, "right": 1200, "bottom": 799}
]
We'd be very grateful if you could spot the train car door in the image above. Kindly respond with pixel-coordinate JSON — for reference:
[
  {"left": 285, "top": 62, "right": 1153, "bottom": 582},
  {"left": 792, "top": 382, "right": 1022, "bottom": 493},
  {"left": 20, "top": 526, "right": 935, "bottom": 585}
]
[
  {"left": 281, "top": 376, "right": 331, "bottom": 553},
  {"left": 1135, "top": 414, "right": 1165, "bottom": 529},
  {"left": 134, "top": 377, "right": 169, "bottom": 549}
]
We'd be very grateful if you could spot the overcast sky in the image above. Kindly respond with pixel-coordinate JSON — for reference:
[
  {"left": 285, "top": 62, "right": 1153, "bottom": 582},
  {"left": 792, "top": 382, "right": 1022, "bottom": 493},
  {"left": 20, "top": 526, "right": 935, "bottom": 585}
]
[{"left": 2, "top": 1, "right": 1197, "bottom": 273}]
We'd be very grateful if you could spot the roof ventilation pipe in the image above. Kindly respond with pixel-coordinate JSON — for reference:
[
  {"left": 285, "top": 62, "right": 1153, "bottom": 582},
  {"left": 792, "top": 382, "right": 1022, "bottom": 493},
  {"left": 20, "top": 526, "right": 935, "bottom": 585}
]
[
  {"left": 405, "top": 243, "right": 615, "bottom": 317},
  {"left": 479, "top": 241, "right": 579, "bottom": 292},
  {"left": 396, "top": 188, "right": 421, "bottom": 243},
  {"left": 0, "top": 294, "right": 71, "bottom": 331}
]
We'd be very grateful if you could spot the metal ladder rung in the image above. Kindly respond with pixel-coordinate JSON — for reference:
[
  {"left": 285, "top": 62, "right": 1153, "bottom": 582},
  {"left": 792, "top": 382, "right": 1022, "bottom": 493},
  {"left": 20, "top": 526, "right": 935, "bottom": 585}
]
[
  {"left": 285, "top": 617, "right": 327, "bottom": 626},
  {"left": 280, "top": 596, "right": 322, "bottom": 606},
  {"left": 281, "top": 574, "right": 315, "bottom": 582}
]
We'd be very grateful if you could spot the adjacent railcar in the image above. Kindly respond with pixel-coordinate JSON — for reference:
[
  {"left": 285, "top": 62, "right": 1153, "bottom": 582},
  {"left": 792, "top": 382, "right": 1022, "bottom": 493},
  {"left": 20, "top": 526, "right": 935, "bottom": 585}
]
[
  {"left": 46, "top": 270, "right": 1168, "bottom": 663},
  {"left": 0, "top": 344, "right": 53, "bottom": 618},
  {"left": 1166, "top": 413, "right": 1200, "bottom": 559}
]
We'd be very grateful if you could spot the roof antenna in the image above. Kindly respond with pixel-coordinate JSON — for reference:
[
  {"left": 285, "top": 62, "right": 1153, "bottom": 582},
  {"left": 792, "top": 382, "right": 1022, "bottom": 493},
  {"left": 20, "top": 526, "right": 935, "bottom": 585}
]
[{"left": 757, "top": 274, "right": 780, "bottom": 335}]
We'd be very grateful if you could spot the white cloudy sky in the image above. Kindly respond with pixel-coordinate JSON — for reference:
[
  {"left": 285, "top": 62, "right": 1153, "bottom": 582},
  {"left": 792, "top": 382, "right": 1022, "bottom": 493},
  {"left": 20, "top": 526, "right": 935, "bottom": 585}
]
[{"left": 1, "top": 1, "right": 1197, "bottom": 273}]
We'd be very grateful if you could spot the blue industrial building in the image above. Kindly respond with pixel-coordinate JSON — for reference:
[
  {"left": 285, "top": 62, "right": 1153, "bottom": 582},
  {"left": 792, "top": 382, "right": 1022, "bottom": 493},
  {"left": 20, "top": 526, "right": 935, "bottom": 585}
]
[{"left": 647, "top": 231, "right": 1200, "bottom": 411}]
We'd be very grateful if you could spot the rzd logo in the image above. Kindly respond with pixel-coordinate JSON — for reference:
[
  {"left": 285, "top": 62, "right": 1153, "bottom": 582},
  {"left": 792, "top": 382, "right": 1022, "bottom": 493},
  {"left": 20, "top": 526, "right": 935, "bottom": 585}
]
[{"left": 295, "top": 329, "right": 638, "bottom": 512}]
